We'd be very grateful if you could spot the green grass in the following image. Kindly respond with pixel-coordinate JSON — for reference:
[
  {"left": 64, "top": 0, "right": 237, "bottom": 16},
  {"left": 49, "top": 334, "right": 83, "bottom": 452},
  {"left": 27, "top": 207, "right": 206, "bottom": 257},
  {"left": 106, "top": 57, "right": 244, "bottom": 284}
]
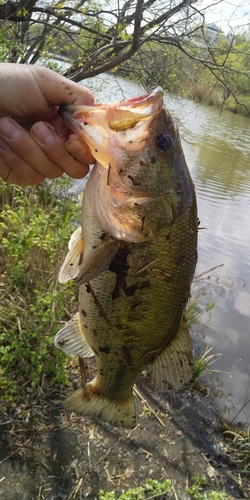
[
  {"left": 186, "top": 299, "right": 214, "bottom": 327},
  {"left": 191, "top": 345, "right": 221, "bottom": 385},
  {"left": 99, "top": 476, "right": 234, "bottom": 499},
  {"left": 99, "top": 478, "right": 172, "bottom": 499},
  {"left": 225, "top": 426, "right": 250, "bottom": 474},
  {"left": 0, "top": 178, "right": 81, "bottom": 401},
  {"left": 186, "top": 475, "right": 233, "bottom": 499}
]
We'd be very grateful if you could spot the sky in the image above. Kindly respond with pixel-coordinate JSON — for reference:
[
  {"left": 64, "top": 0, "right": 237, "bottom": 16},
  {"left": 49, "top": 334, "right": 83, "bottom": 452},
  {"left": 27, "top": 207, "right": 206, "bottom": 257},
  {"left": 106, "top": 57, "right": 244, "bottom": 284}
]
[{"left": 203, "top": 0, "right": 250, "bottom": 32}]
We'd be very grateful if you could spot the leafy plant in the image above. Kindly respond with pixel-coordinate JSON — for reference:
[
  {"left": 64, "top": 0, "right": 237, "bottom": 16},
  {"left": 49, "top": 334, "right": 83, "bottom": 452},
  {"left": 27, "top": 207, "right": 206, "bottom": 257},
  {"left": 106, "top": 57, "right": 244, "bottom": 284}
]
[
  {"left": 99, "top": 478, "right": 172, "bottom": 499},
  {"left": 99, "top": 476, "right": 235, "bottom": 500},
  {"left": 0, "top": 178, "right": 82, "bottom": 401},
  {"left": 187, "top": 475, "right": 233, "bottom": 499}
]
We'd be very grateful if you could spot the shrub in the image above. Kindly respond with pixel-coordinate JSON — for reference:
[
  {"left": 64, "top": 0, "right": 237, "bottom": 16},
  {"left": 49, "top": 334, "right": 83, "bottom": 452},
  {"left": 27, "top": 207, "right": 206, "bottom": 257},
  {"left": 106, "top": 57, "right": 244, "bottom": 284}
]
[{"left": 0, "top": 178, "right": 82, "bottom": 401}]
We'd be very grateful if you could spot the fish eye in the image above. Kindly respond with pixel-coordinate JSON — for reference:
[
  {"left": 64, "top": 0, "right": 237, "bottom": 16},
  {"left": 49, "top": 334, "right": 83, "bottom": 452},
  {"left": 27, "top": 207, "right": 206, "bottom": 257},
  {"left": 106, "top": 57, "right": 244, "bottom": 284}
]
[{"left": 156, "top": 134, "right": 173, "bottom": 152}]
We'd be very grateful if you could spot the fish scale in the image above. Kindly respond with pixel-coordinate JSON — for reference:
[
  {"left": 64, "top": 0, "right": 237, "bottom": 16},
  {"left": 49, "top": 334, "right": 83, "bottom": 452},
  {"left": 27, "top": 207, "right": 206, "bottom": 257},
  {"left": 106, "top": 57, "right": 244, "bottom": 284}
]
[{"left": 55, "top": 87, "right": 197, "bottom": 427}]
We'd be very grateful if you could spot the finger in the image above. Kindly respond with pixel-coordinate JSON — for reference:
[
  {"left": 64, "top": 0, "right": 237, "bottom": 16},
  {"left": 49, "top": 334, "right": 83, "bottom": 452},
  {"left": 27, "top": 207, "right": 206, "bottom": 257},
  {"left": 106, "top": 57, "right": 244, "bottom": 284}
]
[
  {"left": 65, "top": 135, "right": 95, "bottom": 165},
  {"left": 32, "top": 66, "right": 95, "bottom": 107},
  {"left": 31, "top": 122, "right": 90, "bottom": 178},
  {"left": 0, "top": 117, "right": 64, "bottom": 180},
  {"left": 0, "top": 64, "right": 94, "bottom": 125},
  {"left": 0, "top": 145, "right": 45, "bottom": 186}
]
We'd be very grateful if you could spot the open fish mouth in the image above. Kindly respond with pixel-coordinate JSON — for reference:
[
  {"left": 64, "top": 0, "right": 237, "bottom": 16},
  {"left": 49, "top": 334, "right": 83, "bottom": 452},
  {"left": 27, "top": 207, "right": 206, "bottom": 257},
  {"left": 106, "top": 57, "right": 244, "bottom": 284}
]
[{"left": 59, "top": 87, "right": 164, "bottom": 167}]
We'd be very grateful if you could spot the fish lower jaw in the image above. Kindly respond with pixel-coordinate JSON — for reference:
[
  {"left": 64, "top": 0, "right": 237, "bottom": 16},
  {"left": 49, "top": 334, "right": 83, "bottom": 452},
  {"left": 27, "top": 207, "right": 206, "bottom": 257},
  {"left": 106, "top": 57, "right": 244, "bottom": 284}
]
[{"left": 64, "top": 381, "right": 136, "bottom": 428}]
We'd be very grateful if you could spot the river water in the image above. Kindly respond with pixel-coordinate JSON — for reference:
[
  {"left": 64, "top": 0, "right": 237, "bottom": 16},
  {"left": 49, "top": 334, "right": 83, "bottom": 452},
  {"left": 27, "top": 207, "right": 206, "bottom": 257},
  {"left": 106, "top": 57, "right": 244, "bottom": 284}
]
[{"left": 75, "top": 73, "right": 250, "bottom": 424}]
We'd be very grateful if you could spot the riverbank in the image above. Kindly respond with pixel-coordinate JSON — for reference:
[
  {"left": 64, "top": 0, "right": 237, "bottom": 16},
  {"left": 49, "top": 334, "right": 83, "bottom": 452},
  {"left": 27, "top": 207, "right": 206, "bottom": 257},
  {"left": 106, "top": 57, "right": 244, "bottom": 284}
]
[
  {"left": 0, "top": 369, "right": 249, "bottom": 500},
  {"left": 182, "top": 82, "right": 250, "bottom": 118},
  {"left": 114, "top": 70, "right": 250, "bottom": 118}
]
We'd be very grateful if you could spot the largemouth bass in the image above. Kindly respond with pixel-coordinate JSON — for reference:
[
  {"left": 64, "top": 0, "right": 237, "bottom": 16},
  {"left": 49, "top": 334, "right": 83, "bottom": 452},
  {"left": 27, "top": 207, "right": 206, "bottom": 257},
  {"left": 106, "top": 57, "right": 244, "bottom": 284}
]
[{"left": 55, "top": 87, "right": 198, "bottom": 428}]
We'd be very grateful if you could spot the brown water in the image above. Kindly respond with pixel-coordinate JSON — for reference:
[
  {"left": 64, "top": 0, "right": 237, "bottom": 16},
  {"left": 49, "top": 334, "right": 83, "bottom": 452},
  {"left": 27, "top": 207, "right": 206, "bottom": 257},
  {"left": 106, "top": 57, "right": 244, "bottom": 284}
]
[{"left": 79, "top": 75, "right": 250, "bottom": 424}]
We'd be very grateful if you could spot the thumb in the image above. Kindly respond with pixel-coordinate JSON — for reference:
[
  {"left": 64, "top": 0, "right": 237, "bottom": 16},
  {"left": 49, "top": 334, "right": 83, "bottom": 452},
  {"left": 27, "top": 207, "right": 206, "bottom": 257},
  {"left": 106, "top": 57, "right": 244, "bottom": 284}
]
[{"left": 30, "top": 65, "right": 94, "bottom": 107}]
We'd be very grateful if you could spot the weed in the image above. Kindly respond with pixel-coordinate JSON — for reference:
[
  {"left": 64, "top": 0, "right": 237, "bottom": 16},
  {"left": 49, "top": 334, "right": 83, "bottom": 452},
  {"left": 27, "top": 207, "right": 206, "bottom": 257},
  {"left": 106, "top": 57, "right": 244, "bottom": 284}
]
[
  {"left": 187, "top": 475, "right": 233, "bottom": 499},
  {"left": 0, "top": 178, "right": 81, "bottom": 401},
  {"left": 191, "top": 346, "right": 221, "bottom": 385},
  {"left": 186, "top": 299, "right": 214, "bottom": 327},
  {"left": 99, "top": 478, "right": 172, "bottom": 499},
  {"left": 99, "top": 476, "right": 235, "bottom": 500},
  {"left": 225, "top": 426, "right": 250, "bottom": 473}
]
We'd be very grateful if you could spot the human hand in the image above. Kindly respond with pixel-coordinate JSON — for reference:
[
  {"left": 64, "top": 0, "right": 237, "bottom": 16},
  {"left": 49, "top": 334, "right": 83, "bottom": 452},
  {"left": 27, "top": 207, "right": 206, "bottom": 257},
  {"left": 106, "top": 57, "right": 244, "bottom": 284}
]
[{"left": 0, "top": 63, "right": 94, "bottom": 186}]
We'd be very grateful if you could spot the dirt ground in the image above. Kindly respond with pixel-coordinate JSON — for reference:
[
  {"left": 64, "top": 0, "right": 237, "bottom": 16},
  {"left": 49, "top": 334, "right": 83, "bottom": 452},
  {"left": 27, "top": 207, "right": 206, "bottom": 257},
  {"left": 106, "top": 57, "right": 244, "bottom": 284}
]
[{"left": 0, "top": 371, "right": 249, "bottom": 500}]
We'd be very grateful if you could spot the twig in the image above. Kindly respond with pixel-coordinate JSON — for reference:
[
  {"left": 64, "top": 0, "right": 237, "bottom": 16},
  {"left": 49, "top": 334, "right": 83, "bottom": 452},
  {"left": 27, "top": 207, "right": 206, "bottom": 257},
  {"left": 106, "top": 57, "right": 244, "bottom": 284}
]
[
  {"left": 87, "top": 441, "right": 91, "bottom": 469},
  {"left": 73, "top": 478, "right": 83, "bottom": 499},
  {"left": 194, "top": 263, "right": 224, "bottom": 280},
  {"left": 139, "top": 447, "right": 153, "bottom": 458},
  {"left": 133, "top": 386, "right": 165, "bottom": 427},
  {"left": 37, "top": 485, "right": 42, "bottom": 500},
  {"left": 35, "top": 459, "right": 51, "bottom": 472},
  {"left": 136, "top": 260, "right": 156, "bottom": 274},
  {"left": 104, "top": 465, "right": 116, "bottom": 486},
  {"left": 172, "top": 483, "right": 179, "bottom": 500},
  {"left": 66, "top": 478, "right": 83, "bottom": 500},
  {"left": 0, "top": 425, "right": 43, "bottom": 465},
  {"left": 79, "top": 357, "right": 87, "bottom": 385}
]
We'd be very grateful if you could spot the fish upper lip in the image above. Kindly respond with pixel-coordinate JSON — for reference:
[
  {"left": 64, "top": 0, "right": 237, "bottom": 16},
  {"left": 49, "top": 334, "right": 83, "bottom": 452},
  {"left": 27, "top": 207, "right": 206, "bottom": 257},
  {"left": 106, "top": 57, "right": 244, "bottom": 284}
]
[
  {"left": 59, "top": 86, "right": 164, "bottom": 119},
  {"left": 120, "top": 86, "right": 164, "bottom": 109}
]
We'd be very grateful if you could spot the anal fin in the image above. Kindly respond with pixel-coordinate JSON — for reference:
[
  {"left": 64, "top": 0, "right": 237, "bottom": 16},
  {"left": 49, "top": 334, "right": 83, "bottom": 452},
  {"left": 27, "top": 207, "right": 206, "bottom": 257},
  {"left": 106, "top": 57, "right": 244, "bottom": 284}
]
[
  {"left": 148, "top": 320, "right": 193, "bottom": 391},
  {"left": 64, "top": 381, "right": 136, "bottom": 428},
  {"left": 54, "top": 313, "right": 94, "bottom": 358}
]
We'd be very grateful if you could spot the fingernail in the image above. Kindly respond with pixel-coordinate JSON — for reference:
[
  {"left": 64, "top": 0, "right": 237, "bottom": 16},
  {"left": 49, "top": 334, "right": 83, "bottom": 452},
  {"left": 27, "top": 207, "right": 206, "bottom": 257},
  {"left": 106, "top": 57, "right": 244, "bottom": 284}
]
[
  {"left": 0, "top": 138, "right": 10, "bottom": 150},
  {"left": 31, "top": 122, "right": 55, "bottom": 146},
  {"left": 0, "top": 118, "right": 19, "bottom": 140}
]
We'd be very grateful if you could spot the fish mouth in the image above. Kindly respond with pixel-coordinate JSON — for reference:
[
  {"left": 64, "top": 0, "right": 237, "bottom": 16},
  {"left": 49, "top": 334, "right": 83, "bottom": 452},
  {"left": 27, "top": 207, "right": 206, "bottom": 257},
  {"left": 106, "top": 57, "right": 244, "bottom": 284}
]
[{"left": 59, "top": 87, "right": 164, "bottom": 167}]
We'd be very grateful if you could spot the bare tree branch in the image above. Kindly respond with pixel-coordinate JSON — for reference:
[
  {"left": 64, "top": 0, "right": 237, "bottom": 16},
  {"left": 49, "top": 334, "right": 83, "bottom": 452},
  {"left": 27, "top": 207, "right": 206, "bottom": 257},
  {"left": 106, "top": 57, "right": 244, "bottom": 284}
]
[{"left": 0, "top": 0, "right": 248, "bottom": 111}]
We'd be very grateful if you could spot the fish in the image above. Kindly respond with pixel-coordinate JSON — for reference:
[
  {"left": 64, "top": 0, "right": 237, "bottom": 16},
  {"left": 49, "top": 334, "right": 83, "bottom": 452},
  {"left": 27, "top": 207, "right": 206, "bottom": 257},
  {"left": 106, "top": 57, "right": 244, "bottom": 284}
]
[{"left": 55, "top": 87, "right": 198, "bottom": 428}]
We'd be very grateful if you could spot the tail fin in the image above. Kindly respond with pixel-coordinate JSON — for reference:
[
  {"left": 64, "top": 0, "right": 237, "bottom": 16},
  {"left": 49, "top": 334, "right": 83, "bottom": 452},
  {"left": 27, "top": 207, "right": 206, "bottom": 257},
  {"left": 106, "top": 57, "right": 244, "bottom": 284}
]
[{"left": 64, "top": 381, "right": 136, "bottom": 428}]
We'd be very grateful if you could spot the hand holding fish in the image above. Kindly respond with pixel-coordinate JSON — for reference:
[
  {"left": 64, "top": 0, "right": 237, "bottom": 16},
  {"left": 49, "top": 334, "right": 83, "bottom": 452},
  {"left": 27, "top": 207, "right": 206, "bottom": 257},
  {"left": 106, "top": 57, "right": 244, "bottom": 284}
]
[{"left": 0, "top": 63, "right": 94, "bottom": 186}]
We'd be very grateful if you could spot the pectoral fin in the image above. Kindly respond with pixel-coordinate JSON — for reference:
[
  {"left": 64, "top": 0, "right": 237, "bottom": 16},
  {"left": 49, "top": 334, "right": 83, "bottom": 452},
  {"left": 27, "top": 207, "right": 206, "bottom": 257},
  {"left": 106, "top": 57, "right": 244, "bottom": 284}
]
[
  {"left": 54, "top": 313, "right": 94, "bottom": 358},
  {"left": 76, "top": 239, "right": 120, "bottom": 284},
  {"left": 59, "top": 227, "right": 84, "bottom": 283},
  {"left": 148, "top": 320, "right": 193, "bottom": 391}
]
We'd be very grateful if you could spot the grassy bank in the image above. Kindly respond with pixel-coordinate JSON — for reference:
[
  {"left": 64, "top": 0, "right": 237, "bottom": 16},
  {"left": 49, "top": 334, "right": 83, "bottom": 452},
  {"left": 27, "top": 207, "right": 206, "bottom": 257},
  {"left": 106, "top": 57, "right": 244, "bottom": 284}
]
[
  {"left": 0, "top": 178, "right": 80, "bottom": 402},
  {"left": 0, "top": 178, "right": 249, "bottom": 499},
  {"left": 184, "top": 83, "right": 250, "bottom": 117}
]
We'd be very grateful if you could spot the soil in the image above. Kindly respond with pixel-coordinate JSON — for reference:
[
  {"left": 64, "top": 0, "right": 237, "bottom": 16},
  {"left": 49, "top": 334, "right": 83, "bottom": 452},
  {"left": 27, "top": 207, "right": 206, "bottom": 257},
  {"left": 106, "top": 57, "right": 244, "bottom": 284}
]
[{"left": 0, "top": 369, "right": 249, "bottom": 500}]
